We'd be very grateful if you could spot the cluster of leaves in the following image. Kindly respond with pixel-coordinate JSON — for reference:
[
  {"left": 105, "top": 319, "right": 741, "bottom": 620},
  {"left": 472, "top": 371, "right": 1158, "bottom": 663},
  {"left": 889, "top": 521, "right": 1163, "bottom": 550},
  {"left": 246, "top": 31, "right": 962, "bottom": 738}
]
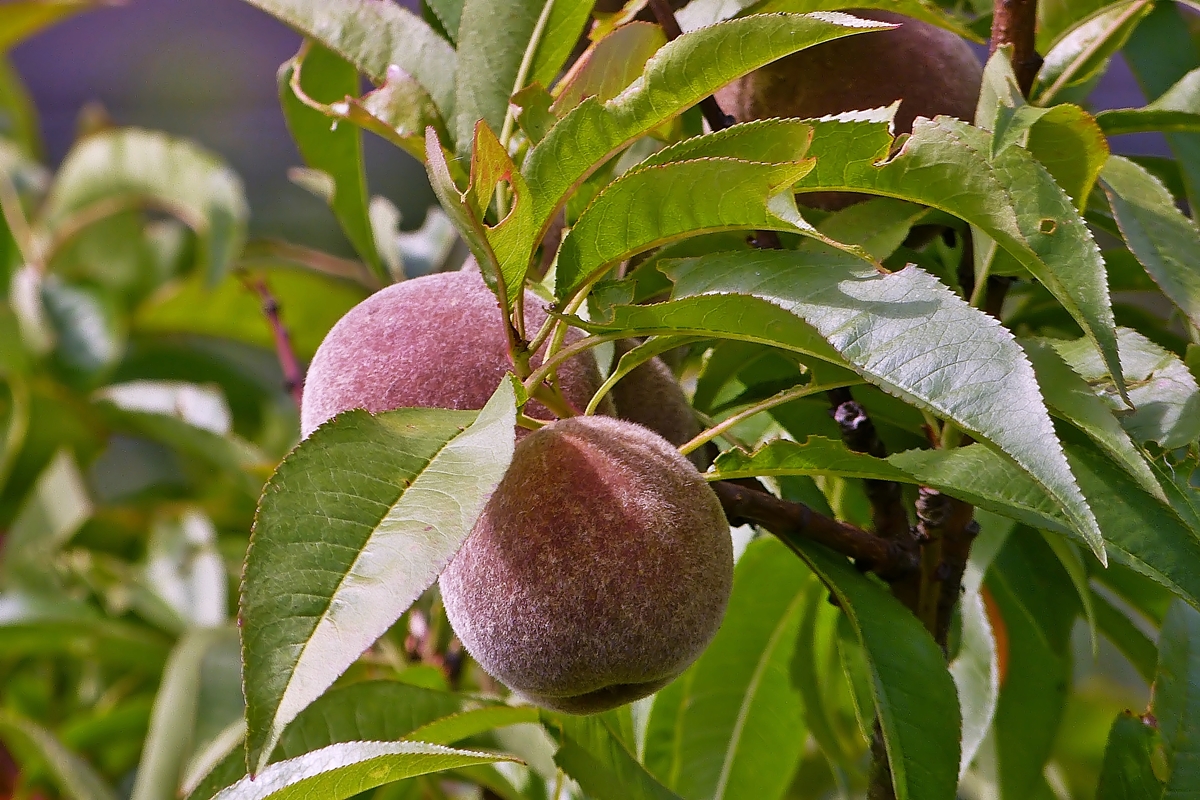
[{"left": 3, "top": 0, "right": 1200, "bottom": 798}]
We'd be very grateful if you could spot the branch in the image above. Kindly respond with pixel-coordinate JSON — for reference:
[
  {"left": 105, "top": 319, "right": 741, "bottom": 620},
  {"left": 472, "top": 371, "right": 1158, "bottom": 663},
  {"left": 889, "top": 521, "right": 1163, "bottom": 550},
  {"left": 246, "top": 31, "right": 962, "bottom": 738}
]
[
  {"left": 827, "top": 388, "right": 913, "bottom": 542},
  {"left": 990, "top": 0, "right": 1042, "bottom": 96},
  {"left": 243, "top": 276, "right": 305, "bottom": 408},
  {"left": 713, "top": 480, "right": 919, "bottom": 579}
]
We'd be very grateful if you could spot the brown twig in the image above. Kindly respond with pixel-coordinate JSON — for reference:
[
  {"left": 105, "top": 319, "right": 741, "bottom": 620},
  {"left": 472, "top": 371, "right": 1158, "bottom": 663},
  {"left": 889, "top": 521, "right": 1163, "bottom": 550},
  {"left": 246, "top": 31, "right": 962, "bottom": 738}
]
[
  {"left": 713, "top": 481, "right": 919, "bottom": 579},
  {"left": 990, "top": 0, "right": 1042, "bottom": 96},
  {"left": 243, "top": 276, "right": 305, "bottom": 407}
]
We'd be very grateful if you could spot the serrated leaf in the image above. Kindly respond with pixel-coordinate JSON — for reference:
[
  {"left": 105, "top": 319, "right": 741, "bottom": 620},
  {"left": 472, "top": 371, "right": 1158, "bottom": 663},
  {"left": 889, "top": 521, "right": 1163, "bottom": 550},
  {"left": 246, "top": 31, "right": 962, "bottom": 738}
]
[
  {"left": 554, "top": 158, "right": 817, "bottom": 301},
  {"left": 42, "top": 129, "right": 248, "bottom": 285},
  {"left": 1054, "top": 328, "right": 1200, "bottom": 450},
  {"left": 1032, "top": 0, "right": 1155, "bottom": 105},
  {"left": 453, "top": 0, "right": 545, "bottom": 155},
  {"left": 470, "top": 122, "right": 537, "bottom": 305},
  {"left": 710, "top": 436, "right": 912, "bottom": 483},
  {"left": 1096, "top": 712, "right": 1165, "bottom": 800},
  {"left": 793, "top": 542, "right": 960, "bottom": 800},
  {"left": 544, "top": 713, "right": 683, "bottom": 800},
  {"left": 280, "top": 44, "right": 383, "bottom": 280},
  {"left": 522, "top": 12, "right": 890, "bottom": 238},
  {"left": 794, "top": 115, "right": 1125, "bottom": 400},
  {"left": 212, "top": 741, "right": 514, "bottom": 800},
  {"left": 1062, "top": 433, "right": 1200, "bottom": 611},
  {"left": 747, "top": 0, "right": 979, "bottom": 40},
  {"left": 1096, "top": 68, "right": 1200, "bottom": 135},
  {"left": 1100, "top": 156, "right": 1200, "bottom": 333},
  {"left": 0, "top": 710, "right": 116, "bottom": 800},
  {"left": 950, "top": 591, "right": 999, "bottom": 777},
  {"left": 238, "top": 0, "right": 456, "bottom": 126},
  {"left": 553, "top": 22, "right": 667, "bottom": 116},
  {"left": 643, "top": 537, "right": 809, "bottom": 800},
  {"left": 665, "top": 248, "right": 1104, "bottom": 559},
  {"left": 638, "top": 119, "right": 816, "bottom": 169},
  {"left": 1154, "top": 600, "right": 1200, "bottom": 796},
  {"left": 186, "top": 681, "right": 496, "bottom": 799},
  {"left": 241, "top": 382, "right": 516, "bottom": 773},
  {"left": 1021, "top": 336, "right": 1164, "bottom": 501},
  {"left": 405, "top": 706, "right": 540, "bottom": 746}
]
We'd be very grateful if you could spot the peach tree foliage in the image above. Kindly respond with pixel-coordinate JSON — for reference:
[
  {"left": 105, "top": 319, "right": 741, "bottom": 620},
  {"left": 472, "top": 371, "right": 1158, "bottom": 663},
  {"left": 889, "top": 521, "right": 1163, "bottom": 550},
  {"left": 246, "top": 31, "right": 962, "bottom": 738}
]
[{"left": 1, "top": 0, "right": 1200, "bottom": 799}]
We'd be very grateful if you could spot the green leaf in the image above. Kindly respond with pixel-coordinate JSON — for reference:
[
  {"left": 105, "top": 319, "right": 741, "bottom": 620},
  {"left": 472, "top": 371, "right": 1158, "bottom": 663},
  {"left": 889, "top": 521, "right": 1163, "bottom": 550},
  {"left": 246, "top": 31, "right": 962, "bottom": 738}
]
[
  {"left": 131, "top": 628, "right": 232, "bottom": 800},
  {"left": 552, "top": 22, "right": 667, "bottom": 116},
  {"left": 141, "top": 510, "right": 230, "bottom": 628},
  {"left": 1096, "top": 68, "right": 1200, "bottom": 135},
  {"left": 1093, "top": 590, "right": 1158, "bottom": 684},
  {"left": 0, "top": 0, "right": 97, "bottom": 50},
  {"left": 1020, "top": 336, "right": 1164, "bottom": 501},
  {"left": 544, "top": 713, "right": 683, "bottom": 800},
  {"left": 0, "top": 55, "right": 39, "bottom": 158},
  {"left": 41, "top": 279, "right": 123, "bottom": 379},
  {"left": 1096, "top": 712, "right": 1165, "bottom": 800},
  {"left": 1031, "top": 0, "right": 1155, "bottom": 105},
  {"left": 186, "top": 681, "right": 472, "bottom": 800},
  {"left": 710, "top": 436, "right": 912, "bottom": 483},
  {"left": 280, "top": 44, "right": 383, "bottom": 281},
  {"left": 0, "top": 710, "right": 116, "bottom": 800},
  {"left": 211, "top": 742, "right": 515, "bottom": 800},
  {"left": 42, "top": 129, "right": 248, "bottom": 286},
  {"left": 643, "top": 119, "right": 816, "bottom": 169},
  {"left": 406, "top": 706, "right": 540, "bottom": 746},
  {"left": 241, "top": 381, "right": 517, "bottom": 773},
  {"left": 1062, "top": 434, "right": 1200, "bottom": 612},
  {"left": 1, "top": 449, "right": 90, "bottom": 586},
  {"left": 1100, "top": 156, "right": 1200, "bottom": 333},
  {"left": 555, "top": 158, "right": 817, "bottom": 301},
  {"left": 454, "top": 0, "right": 544, "bottom": 155},
  {"left": 133, "top": 263, "right": 369, "bottom": 362},
  {"left": 1053, "top": 328, "right": 1200, "bottom": 450},
  {"left": 792, "top": 542, "right": 960, "bottom": 800},
  {"left": 1154, "top": 600, "right": 1200, "bottom": 796},
  {"left": 521, "top": 12, "right": 890, "bottom": 237},
  {"left": 665, "top": 248, "right": 1104, "bottom": 559},
  {"left": 643, "top": 537, "right": 810, "bottom": 800},
  {"left": 950, "top": 591, "right": 999, "bottom": 776},
  {"left": 794, "top": 115, "right": 1126, "bottom": 400},
  {"left": 987, "top": 528, "right": 1079, "bottom": 800},
  {"left": 527, "top": 0, "right": 595, "bottom": 91},
  {"left": 238, "top": 0, "right": 456, "bottom": 125},
  {"left": 747, "top": 0, "right": 980, "bottom": 40},
  {"left": 0, "top": 591, "right": 170, "bottom": 669}
]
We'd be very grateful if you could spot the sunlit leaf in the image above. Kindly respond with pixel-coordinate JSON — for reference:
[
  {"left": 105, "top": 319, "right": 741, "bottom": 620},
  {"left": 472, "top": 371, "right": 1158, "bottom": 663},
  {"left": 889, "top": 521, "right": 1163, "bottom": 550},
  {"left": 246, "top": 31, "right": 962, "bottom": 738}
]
[
  {"left": 1032, "top": 0, "right": 1155, "bottom": 105},
  {"left": 211, "top": 741, "right": 515, "bottom": 800},
  {"left": 662, "top": 248, "right": 1104, "bottom": 558},
  {"left": 522, "top": 12, "right": 890, "bottom": 238},
  {"left": 794, "top": 114, "right": 1125, "bottom": 400},
  {"left": 241, "top": 382, "right": 516, "bottom": 772}
]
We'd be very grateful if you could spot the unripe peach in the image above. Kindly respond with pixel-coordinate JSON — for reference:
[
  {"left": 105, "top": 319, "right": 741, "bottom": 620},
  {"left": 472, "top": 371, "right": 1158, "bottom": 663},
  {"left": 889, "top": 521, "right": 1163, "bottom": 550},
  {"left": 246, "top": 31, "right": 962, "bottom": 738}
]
[
  {"left": 440, "top": 416, "right": 732, "bottom": 713},
  {"left": 301, "top": 271, "right": 610, "bottom": 437}
]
